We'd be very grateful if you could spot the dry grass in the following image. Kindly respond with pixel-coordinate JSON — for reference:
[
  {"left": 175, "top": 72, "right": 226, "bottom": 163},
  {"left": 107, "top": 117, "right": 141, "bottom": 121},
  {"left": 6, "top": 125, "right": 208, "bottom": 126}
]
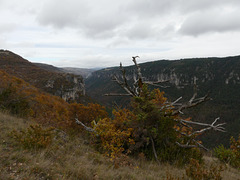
[
  {"left": 0, "top": 111, "right": 239, "bottom": 180},
  {"left": 203, "top": 156, "right": 240, "bottom": 180}
]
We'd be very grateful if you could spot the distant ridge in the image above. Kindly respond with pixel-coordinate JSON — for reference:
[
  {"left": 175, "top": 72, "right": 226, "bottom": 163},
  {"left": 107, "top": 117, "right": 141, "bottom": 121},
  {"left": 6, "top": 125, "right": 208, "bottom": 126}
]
[
  {"left": 61, "top": 67, "right": 96, "bottom": 79},
  {"left": 34, "top": 62, "right": 64, "bottom": 73},
  {"left": 33, "top": 63, "right": 98, "bottom": 79}
]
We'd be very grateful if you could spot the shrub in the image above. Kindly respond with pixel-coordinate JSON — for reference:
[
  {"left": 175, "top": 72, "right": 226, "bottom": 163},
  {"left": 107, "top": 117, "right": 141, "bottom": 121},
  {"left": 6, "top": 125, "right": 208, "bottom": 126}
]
[
  {"left": 69, "top": 103, "right": 108, "bottom": 128},
  {"left": 214, "top": 134, "right": 240, "bottom": 168},
  {"left": 11, "top": 124, "right": 54, "bottom": 150},
  {"left": 185, "top": 159, "right": 223, "bottom": 180},
  {"left": 214, "top": 145, "right": 234, "bottom": 164},
  {"left": 230, "top": 135, "right": 240, "bottom": 166},
  {"left": 0, "top": 85, "right": 31, "bottom": 117},
  {"left": 93, "top": 108, "right": 135, "bottom": 159},
  {"left": 91, "top": 85, "right": 202, "bottom": 165},
  {"left": 129, "top": 85, "right": 202, "bottom": 165}
]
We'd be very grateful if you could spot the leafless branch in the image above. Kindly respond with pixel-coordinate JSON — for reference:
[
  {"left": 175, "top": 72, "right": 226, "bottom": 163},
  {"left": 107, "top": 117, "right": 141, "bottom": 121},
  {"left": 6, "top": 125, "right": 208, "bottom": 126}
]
[
  {"left": 144, "top": 81, "right": 170, "bottom": 88},
  {"left": 119, "top": 63, "right": 136, "bottom": 96},
  {"left": 104, "top": 93, "right": 132, "bottom": 96},
  {"left": 170, "top": 77, "right": 211, "bottom": 115},
  {"left": 176, "top": 138, "right": 209, "bottom": 150},
  {"left": 178, "top": 117, "right": 225, "bottom": 132},
  {"left": 176, "top": 142, "right": 198, "bottom": 148},
  {"left": 171, "top": 96, "right": 183, "bottom": 106},
  {"left": 105, "top": 56, "right": 171, "bottom": 97},
  {"left": 132, "top": 56, "right": 143, "bottom": 84},
  {"left": 174, "top": 117, "right": 225, "bottom": 151},
  {"left": 172, "top": 92, "right": 211, "bottom": 115},
  {"left": 193, "top": 139, "right": 209, "bottom": 151},
  {"left": 150, "top": 136, "right": 160, "bottom": 164},
  {"left": 175, "top": 130, "right": 209, "bottom": 150},
  {"left": 75, "top": 118, "right": 96, "bottom": 133},
  {"left": 112, "top": 75, "right": 136, "bottom": 97}
]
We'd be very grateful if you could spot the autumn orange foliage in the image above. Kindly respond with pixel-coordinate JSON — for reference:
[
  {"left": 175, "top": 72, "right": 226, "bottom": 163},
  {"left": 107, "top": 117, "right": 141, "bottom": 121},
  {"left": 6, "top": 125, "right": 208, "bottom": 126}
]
[
  {"left": 0, "top": 70, "right": 107, "bottom": 130},
  {"left": 93, "top": 109, "right": 135, "bottom": 159},
  {"left": 69, "top": 103, "right": 108, "bottom": 128}
]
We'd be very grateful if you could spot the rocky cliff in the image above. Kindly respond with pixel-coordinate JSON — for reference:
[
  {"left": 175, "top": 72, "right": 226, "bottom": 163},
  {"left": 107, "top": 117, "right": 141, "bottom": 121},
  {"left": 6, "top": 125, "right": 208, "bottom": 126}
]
[{"left": 0, "top": 50, "right": 85, "bottom": 102}]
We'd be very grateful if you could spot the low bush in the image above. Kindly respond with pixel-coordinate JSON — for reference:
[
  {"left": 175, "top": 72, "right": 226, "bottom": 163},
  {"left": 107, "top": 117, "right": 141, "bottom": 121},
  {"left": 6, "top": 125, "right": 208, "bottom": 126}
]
[
  {"left": 214, "top": 145, "right": 234, "bottom": 164},
  {"left": 0, "top": 85, "right": 31, "bottom": 117},
  {"left": 185, "top": 158, "right": 224, "bottom": 180},
  {"left": 214, "top": 134, "right": 240, "bottom": 168},
  {"left": 11, "top": 124, "right": 54, "bottom": 150}
]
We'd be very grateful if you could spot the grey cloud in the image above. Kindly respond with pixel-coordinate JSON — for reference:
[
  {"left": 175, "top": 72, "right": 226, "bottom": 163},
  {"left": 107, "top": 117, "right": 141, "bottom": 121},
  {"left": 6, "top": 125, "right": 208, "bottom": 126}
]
[
  {"left": 82, "top": 12, "right": 127, "bottom": 38},
  {"left": 36, "top": 0, "right": 240, "bottom": 40},
  {"left": 37, "top": 0, "right": 179, "bottom": 40},
  {"left": 37, "top": 0, "right": 88, "bottom": 28},
  {"left": 179, "top": 0, "right": 236, "bottom": 12},
  {"left": 126, "top": 0, "right": 240, "bottom": 19},
  {"left": 125, "top": 0, "right": 178, "bottom": 18},
  {"left": 126, "top": 23, "right": 156, "bottom": 40},
  {"left": 125, "top": 22, "right": 176, "bottom": 41},
  {"left": 0, "top": 23, "right": 17, "bottom": 33},
  {"left": 179, "top": 10, "right": 240, "bottom": 36},
  {"left": 37, "top": 0, "right": 127, "bottom": 39},
  {"left": 107, "top": 37, "right": 131, "bottom": 48}
]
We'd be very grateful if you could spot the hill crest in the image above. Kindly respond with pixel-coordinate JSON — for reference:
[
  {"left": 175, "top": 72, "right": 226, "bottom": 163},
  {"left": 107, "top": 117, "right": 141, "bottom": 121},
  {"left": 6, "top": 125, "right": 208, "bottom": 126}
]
[{"left": 0, "top": 50, "right": 85, "bottom": 102}]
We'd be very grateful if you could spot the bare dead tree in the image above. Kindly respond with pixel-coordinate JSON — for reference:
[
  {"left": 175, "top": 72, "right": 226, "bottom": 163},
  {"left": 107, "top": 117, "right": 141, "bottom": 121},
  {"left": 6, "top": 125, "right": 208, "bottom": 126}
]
[
  {"left": 77, "top": 56, "right": 225, "bottom": 162},
  {"left": 105, "top": 56, "right": 170, "bottom": 97},
  {"left": 105, "top": 57, "right": 225, "bottom": 151}
]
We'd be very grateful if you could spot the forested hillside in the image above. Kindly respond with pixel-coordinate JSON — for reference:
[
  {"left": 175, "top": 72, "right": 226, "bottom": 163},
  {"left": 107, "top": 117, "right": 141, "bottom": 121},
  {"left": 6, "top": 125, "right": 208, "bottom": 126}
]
[{"left": 86, "top": 56, "right": 240, "bottom": 147}]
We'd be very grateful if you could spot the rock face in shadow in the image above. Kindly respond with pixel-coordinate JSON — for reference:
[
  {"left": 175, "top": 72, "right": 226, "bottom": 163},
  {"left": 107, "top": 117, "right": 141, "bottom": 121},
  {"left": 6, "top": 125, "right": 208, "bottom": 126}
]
[{"left": 0, "top": 50, "right": 85, "bottom": 102}]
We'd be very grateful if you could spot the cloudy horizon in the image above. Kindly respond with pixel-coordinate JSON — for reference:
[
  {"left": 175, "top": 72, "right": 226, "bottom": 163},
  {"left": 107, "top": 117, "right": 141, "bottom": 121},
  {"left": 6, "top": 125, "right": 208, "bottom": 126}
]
[{"left": 1, "top": 0, "right": 240, "bottom": 68}]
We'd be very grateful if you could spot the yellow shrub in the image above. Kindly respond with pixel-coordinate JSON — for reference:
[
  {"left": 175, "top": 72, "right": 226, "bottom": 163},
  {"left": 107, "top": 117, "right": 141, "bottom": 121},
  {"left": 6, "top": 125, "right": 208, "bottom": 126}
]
[{"left": 93, "top": 109, "right": 135, "bottom": 159}]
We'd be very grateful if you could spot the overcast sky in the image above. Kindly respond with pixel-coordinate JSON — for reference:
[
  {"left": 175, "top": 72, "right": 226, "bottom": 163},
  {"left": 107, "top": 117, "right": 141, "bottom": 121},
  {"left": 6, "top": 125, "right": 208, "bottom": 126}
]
[{"left": 1, "top": 0, "right": 240, "bottom": 68}]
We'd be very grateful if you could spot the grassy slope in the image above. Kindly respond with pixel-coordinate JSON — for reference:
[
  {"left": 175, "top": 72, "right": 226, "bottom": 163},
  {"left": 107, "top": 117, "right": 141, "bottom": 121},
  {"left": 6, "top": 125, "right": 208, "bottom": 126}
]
[{"left": 0, "top": 112, "right": 239, "bottom": 180}]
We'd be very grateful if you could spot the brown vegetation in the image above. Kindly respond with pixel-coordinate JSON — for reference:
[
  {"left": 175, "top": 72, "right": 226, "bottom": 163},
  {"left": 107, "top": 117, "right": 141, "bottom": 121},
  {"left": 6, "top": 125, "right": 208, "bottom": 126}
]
[{"left": 1, "top": 112, "right": 240, "bottom": 179}]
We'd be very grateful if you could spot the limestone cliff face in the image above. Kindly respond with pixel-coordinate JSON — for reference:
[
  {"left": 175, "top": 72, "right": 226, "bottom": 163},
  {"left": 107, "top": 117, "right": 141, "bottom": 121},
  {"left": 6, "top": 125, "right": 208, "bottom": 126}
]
[
  {"left": 0, "top": 50, "right": 85, "bottom": 102},
  {"left": 36, "top": 73, "right": 85, "bottom": 102},
  {"left": 52, "top": 74, "right": 85, "bottom": 102},
  {"left": 86, "top": 57, "right": 240, "bottom": 102}
]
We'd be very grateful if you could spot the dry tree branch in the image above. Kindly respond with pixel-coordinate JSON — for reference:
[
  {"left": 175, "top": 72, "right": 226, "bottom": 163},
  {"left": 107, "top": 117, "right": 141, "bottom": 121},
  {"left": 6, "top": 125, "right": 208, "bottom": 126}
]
[
  {"left": 178, "top": 117, "right": 225, "bottom": 132},
  {"left": 150, "top": 136, "right": 161, "bottom": 164},
  {"left": 112, "top": 75, "right": 136, "bottom": 97},
  {"left": 75, "top": 118, "right": 96, "bottom": 133},
  {"left": 144, "top": 81, "right": 170, "bottom": 88},
  {"left": 104, "top": 93, "right": 132, "bottom": 96},
  {"left": 132, "top": 56, "right": 142, "bottom": 85},
  {"left": 105, "top": 56, "right": 171, "bottom": 98},
  {"left": 175, "top": 142, "right": 198, "bottom": 148},
  {"left": 170, "top": 77, "right": 211, "bottom": 115},
  {"left": 175, "top": 130, "right": 209, "bottom": 151},
  {"left": 171, "top": 96, "right": 183, "bottom": 106},
  {"left": 174, "top": 117, "right": 225, "bottom": 150},
  {"left": 172, "top": 91, "right": 211, "bottom": 116}
]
